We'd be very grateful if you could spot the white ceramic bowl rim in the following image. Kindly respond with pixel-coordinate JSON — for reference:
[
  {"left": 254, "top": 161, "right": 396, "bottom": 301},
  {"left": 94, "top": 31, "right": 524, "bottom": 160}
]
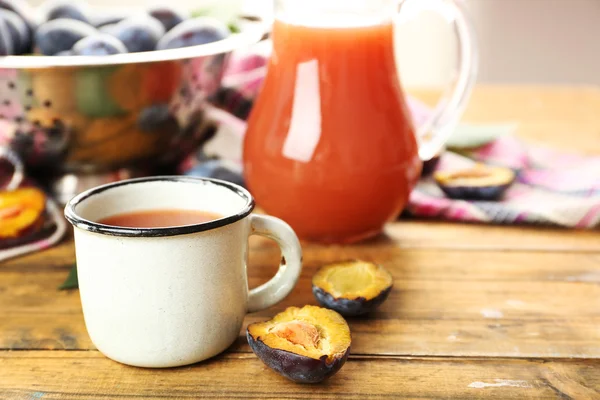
[
  {"left": 0, "top": 22, "right": 266, "bottom": 69},
  {"left": 64, "top": 176, "right": 255, "bottom": 237}
]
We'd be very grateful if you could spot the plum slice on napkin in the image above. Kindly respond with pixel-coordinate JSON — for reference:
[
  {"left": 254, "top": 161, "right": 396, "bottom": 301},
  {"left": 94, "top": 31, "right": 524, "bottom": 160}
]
[{"left": 0, "top": 187, "right": 46, "bottom": 242}]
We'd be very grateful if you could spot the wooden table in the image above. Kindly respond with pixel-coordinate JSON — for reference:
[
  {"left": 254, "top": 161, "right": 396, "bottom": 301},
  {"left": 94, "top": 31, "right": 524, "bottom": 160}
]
[{"left": 1, "top": 86, "right": 600, "bottom": 399}]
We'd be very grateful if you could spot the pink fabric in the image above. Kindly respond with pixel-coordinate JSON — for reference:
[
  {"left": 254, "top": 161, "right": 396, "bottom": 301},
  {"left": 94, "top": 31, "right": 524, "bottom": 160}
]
[{"left": 408, "top": 140, "right": 600, "bottom": 227}]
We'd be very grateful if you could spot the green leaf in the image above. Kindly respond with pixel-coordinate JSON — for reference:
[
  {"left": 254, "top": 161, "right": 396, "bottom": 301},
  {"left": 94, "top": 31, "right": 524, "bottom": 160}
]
[
  {"left": 227, "top": 21, "right": 241, "bottom": 34},
  {"left": 191, "top": 1, "right": 243, "bottom": 33},
  {"left": 190, "top": 7, "right": 211, "bottom": 18},
  {"left": 446, "top": 123, "right": 517, "bottom": 149},
  {"left": 59, "top": 265, "right": 78, "bottom": 290}
]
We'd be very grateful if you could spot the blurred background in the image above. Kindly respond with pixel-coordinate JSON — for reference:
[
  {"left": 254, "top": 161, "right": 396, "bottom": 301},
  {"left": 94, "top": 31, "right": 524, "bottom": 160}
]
[
  {"left": 26, "top": 0, "right": 600, "bottom": 86},
  {"left": 396, "top": 0, "right": 600, "bottom": 86},
  {"left": 2, "top": 0, "right": 598, "bottom": 259}
]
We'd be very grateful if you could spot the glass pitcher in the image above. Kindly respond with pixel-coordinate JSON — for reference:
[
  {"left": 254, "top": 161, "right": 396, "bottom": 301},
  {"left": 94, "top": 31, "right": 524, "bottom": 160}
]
[{"left": 243, "top": 0, "right": 478, "bottom": 243}]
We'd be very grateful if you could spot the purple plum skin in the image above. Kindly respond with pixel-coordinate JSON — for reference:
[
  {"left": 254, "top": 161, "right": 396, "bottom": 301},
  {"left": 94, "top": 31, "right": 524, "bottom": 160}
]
[
  {"left": 247, "top": 330, "right": 350, "bottom": 384},
  {"left": 34, "top": 18, "right": 97, "bottom": 55},
  {"left": 72, "top": 33, "right": 127, "bottom": 56},
  {"left": 0, "top": 15, "right": 13, "bottom": 55},
  {"left": 438, "top": 182, "right": 513, "bottom": 201},
  {"left": 0, "top": 0, "right": 37, "bottom": 33},
  {"left": 0, "top": 9, "right": 30, "bottom": 54},
  {"left": 312, "top": 285, "right": 392, "bottom": 317},
  {"left": 43, "top": 0, "right": 89, "bottom": 24},
  {"left": 156, "top": 17, "right": 229, "bottom": 50},
  {"left": 147, "top": 5, "right": 187, "bottom": 32},
  {"left": 110, "top": 15, "right": 164, "bottom": 53}
]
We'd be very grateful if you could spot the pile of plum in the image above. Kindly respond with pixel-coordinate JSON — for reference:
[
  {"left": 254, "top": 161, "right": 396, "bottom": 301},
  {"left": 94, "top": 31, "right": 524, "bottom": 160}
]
[{"left": 0, "top": 0, "right": 231, "bottom": 56}]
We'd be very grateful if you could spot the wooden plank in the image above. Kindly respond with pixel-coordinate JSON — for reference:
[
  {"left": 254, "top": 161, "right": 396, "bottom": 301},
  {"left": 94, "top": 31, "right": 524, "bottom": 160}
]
[
  {"left": 2, "top": 220, "right": 598, "bottom": 281},
  {"left": 0, "top": 86, "right": 599, "bottom": 398},
  {"left": 2, "top": 247, "right": 599, "bottom": 358},
  {"left": 1, "top": 239, "right": 75, "bottom": 270},
  {"left": 1, "top": 351, "right": 599, "bottom": 399},
  {"left": 5, "top": 311, "right": 600, "bottom": 360},
  {"left": 383, "top": 222, "right": 600, "bottom": 252},
  {"left": 235, "top": 275, "right": 600, "bottom": 358}
]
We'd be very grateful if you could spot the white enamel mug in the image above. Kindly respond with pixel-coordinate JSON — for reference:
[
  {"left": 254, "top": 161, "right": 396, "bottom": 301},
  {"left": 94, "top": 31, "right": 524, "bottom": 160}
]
[{"left": 64, "top": 176, "right": 302, "bottom": 368}]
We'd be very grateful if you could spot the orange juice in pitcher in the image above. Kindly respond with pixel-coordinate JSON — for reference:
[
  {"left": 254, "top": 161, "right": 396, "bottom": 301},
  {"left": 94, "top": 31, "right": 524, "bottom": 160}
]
[{"left": 244, "top": 0, "right": 478, "bottom": 243}]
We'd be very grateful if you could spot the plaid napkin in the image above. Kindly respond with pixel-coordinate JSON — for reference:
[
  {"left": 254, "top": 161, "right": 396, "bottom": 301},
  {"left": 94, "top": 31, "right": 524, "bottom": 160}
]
[
  {"left": 410, "top": 136, "right": 600, "bottom": 228},
  {"left": 187, "top": 50, "right": 600, "bottom": 229},
  {"left": 0, "top": 144, "right": 66, "bottom": 262}
]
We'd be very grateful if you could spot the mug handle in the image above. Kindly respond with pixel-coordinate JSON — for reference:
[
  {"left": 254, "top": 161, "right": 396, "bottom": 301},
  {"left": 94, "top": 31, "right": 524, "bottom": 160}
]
[
  {"left": 396, "top": 0, "right": 479, "bottom": 161},
  {"left": 247, "top": 214, "right": 302, "bottom": 313},
  {"left": 0, "top": 147, "right": 24, "bottom": 191}
]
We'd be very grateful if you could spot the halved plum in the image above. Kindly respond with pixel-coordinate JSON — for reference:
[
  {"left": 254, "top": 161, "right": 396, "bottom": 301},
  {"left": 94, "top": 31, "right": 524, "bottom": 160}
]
[
  {"left": 312, "top": 260, "right": 393, "bottom": 317},
  {"left": 247, "top": 305, "right": 351, "bottom": 383},
  {"left": 0, "top": 187, "right": 46, "bottom": 239},
  {"left": 434, "top": 164, "right": 515, "bottom": 201}
]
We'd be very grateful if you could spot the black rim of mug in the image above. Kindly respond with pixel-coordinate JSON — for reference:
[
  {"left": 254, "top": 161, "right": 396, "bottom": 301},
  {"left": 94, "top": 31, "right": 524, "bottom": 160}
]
[{"left": 64, "top": 176, "right": 255, "bottom": 237}]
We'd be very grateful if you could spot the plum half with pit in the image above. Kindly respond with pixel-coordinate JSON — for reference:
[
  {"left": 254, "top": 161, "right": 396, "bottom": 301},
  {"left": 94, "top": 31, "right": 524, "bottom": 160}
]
[
  {"left": 312, "top": 260, "right": 394, "bottom": 317},
  {"left": 34, "top": 18, "right": 97, "bottom": 55},
  {"left": 434, "top": 164, "right": 516, "bottom": 201},
  {"left": 156, "top": 17, "right": 229, "bottom": 50},
  {"left": 0, "top": 187, "right": 46, "bottom": 240},
  {"left": 247, "top": 305, "right": 351, "bottom": 383},
  {"left": 72, "top": 33, "right": 127, "bottom": 56},
  {"left": 109, "top": 15, "right": 165, "bottom": 53}
]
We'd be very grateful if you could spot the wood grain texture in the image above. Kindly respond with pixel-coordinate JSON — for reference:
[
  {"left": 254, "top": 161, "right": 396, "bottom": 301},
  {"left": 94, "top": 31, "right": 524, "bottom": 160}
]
[
  {"left": 2, "top": 237, "right": 599, "bottom": 358},
  {"left": 383, "top": 222, "right": 600, "bottom": 252},
  {"left": 1, "top": 351, "right": 600, "bottom": 400},
  {"left": 1, "top": 86, "right": 600, "bottom": 399},
  {"left": 409, "top": 85, "right": 600, "bottom": 155}
]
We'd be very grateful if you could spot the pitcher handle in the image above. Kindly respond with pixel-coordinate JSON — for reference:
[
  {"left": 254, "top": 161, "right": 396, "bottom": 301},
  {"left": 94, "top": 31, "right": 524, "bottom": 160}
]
[
  {"left": 396, "top": 0, "right": 479, "bottom": 161},
  {"left": 0, "top": 147, "right": 24, "bottom": 191}
]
